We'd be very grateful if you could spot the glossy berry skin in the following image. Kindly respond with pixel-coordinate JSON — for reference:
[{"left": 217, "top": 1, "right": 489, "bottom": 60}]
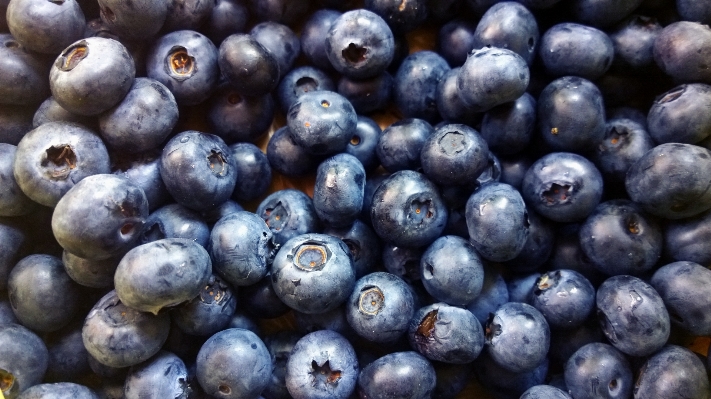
[
  {"left": 371, "top": 170, "right": 448, "bottom": 248},
  {"left": 61, "top": 250, "right": 119, "bottom": 289},
  {"left": 596, "top": 275, "right": 670, "bottom": 357},
  {"left": 420, "top": 235, "right": 484, "bottom": 306},
  {"left": 196, "top": 328, "right": 273, "bottom": 399},
  {"left": 537, "top": 76, "right": 606, "bottom": 153},
  {"left": 256, "top": 189, "right": 320, "bottom": 246},
  {"left": 376, "top": 117, "right": 434, "bottom": 173},
  {"left": 634, "top": 345, "right": 710, "bottom": 399},
  {"left": 435, "top": 67, "right": 480, "bottom": 126},
  {"left": 229, "top": 143, "right": 272, "bottom": 202},
  {"left": 171, "top": 274, "right": 237, "bottom": 336},
  {"left": 300, "top": 9, "right": 342, "bottom": 71},
  {"left": 325, "top": 9, "right": 395, "bottom": 79},
  {"left": 472, "top": 1, "right": 539, "bottom": 66},
  {"left": 609, "top": 15, "right": 661, "bottom": 69},
  {"left": 203, "top": 0, "right": 249, "bottom": 45},
  {"left": 579, "top": 199, "right": 662, "bottom": 276},
  {"left": 485, "top": 302, "right": 550, "bottom": 373},
  {"left": 160, "top": 131, "right": 237, "bottom": 212},
  {"left": 408, "top": 302, "right": 485, "bottom": 364},
  {"left": 285, "top": 330, "right": 359, "bottom": 399},
  {"left": 98, "top": 78, "right": 178, "bottom": 154},
  {"left": 146, "top": 30, "right": 219, "bottom": 106},
  {"left": 140, "top": 203, "right": 210, "bottom": 248},
  {"left": 123, "top": 351, "right": 189, "bottom": 399},
  {"left": 287, "top": 90, "right": 357, "bottom": 156},
  {"left": 653, "top": 21, "right": 711, "bottom": 84},
  {"left": 97, "top": 0, "right": 167, "bottom": 40},
  {"left": 209, "top": 87, "right": 275, "bottom": 145},
  {"left": 50, "top": 37, "right": 135, "bottom": 116},
  {"left": 0, "top": 144, "right": 35, "bottom": 217},
  {"left": 82, "top": 290, "right": 170, "bottom": 369},
  {"left": 6, "top": 0, "right": 85, "bottom": 54},
  {"left": 357, "top": 351, "right": 436, "bottom": 399},
  {"left": 209, "top": 211, "right": 274, "bottom": 287},
  {"left": 219, "top": 34, "right": 280, "bottom": 97},
  {"left": 324, "top": 219, "right": 380, "bottom": 279},
  {"left": 313, "top": 153, "right": 366, "bottom": 228},
  {"left": 466, "top": 182, "right": 529, "bottom": 262},
  {"left": 0, "top": 323, "right": 49, "bottom": 399},
  {"left": 346, "top": 271, "right": 415, "bottom": 343},
  {"left": 52, "top": 174, "right": 148, "bottom": 260},
  {"left": 529, "top": 269, "right": 595, "bottom": 330},
  {"left": 13, "top": 121, "right": 111, "bottom": 208},
  {"left": 457, "top": 47, "right": 529, "bottom": 113},
  {"left": 522, "top": 152, "right": 604, "bottom": 223},
  {"left": 337, "top": 72, "right": 393, "bottom": 114},
  {"left": 344, "top": 116, "right": 382, "bottom": 172},
  {"left": 480, "top": 92, "right": 536, "bottom": 156},
  {"left": 394, "top": 50, "right": 450, "bottom": 123},
  {"left": 8, "top": 254, "right": 80, "bottom": 332},
  {"left": 266, "top": 126, "right": 322, "bottom": 177},
  {"left": 563, "top": 343, "right": 633, "bottom": 399},
  {"left": 276, "top": 66, "right": 335, "bottom": 113},
  {"left": 647, "top": 84, "right": 711, "bottom": 145},
  {"left": 114, "top": 238, "right": 212, "bottom": 315},
  {"left": 664, "top": 209, "right": 711, "bottom": 265},
  {"left": 538, "top": 23, "right": 613, "bottom": 80},
  {"left": 592, "top": 118, "right": 655, "bottom": 183},
  {"left": 271, "top": 233, "right": 355, "bottom": 314},
  {"left": 650, "top": 261, "right": 711, "bottom": 336},
  {"left": 250, "top": 21, "right": 300, "bottom": 80},
  {"left": 437, "top": 19, "right": 477, "bottom": 68},
  {"left": 420, "top": 123, "right": 489, "bottom": 187},
  {"left": 0, "top": 34, "right": 49, "bottom": 106},
  {"left": 626, "top": 143, "right": 711, "bottom": 220}
]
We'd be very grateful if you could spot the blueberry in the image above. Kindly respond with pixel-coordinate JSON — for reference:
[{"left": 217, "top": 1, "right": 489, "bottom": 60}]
[
  {"left": 97, "top": 0, "right": 168, "bottom": 40},
  {"left": 0, "top": 144, "right": 35, "bottom": 217},
  {"left": 209, "top": 211, "right": 274, "bottom": 287},
  {"left": 0, "top": 323, "right": 49, "bottom": 399},
  {"left": 420, "top": 235, "right": 484, "bottom": 306},
  {"left": 208, "top": 88, "right": 275, "bottom": 144},
  {"left": 256, "top": 189, "right": 320, "bottom": 246},
  {"left": 381, "top": 243, "right": 424, "bottom": 284},
  {"left": 0, "top": 34, "right": 50, "bottom": 106},
  {"left": 239, "top": 273, "right": 291, "bottom": 320},
  {"left": 457, "top": 47, "right": 529, "bottom": 113},
  {"left": 634, "top": 345, "right": 710, "bottom": 399},
  {"left": 537, "top": 76, "right": 606, "bottom": 153},
  {"left": 394, "top": 50, "right": 450, "bottom": 123},
  {"left": 111, "top": 151, "right": 170, "bottom": 212},
  {"left": 32, "top": 96, "right": 92, "bottom": 129},
  {"left": 435, "top": 67, "right": 481, "bottom": 126},
  {"left": 503, "top": 209, "right": 555, "bottom": 273},
  {"left": 313, "top": 153, "right": 366, "bottom": 228},
  {"left": 98, "top": 77, "right": 178, "bottom": 154},
  {"left": 563, "top": 342, "right": 632, "bottom": 399},
  {"left": 376, "top": 117, "right": 435, "bottom": 173},
  {"left": 663, "top": 209, "right": 711, "bottom": 265},
  {"left": 50, "top": 37, "right": 135, "bottom": 116},
  {"left": 520, "top": 385, "right": 572, "bottom": 399},
  {"left": 346, "top": 271, "right": 415, "bottom": 343},
  {"left": 370, "top": 170, "right": 448, "bottom": 248},
  {"left": 162, "top": 0, "right": 214, "bottom": 32},
  {"left": 578, "top": 199, "right": 662, "bottom": 276},
  {"left": 570, "top": 0, "right": 644, "bottom": 28},
  {"left": 596, "top": 275, "right": 670, "bottom": 357},
  {"left": 44, "top": 325, "right": 90, "bottom": 382},
  {"left": 609, "top": 15, "right": 662, "bottom": 69},
  {"left": 300, "top": 9, "right": 342, "bottom": 71},
  {"left": 436, "top": 19, "right": 477, "bottom": 68},
  {"left": 420, "top": 123, "right": 490, "bottom": 187},
  {"left": 466, "top": 266, "right": 510, "bottom": 325},
  {"left": 0, "top": 219, "right": 28, "bottom": 293},
  {"left": 285, "top": 330, "right": 359, "bottom": 399},
  {"left": 218, "top": 33, "right": 280, "bottom": 97},
  {"left": 123, "top": 351, "right": 189, "bottom": 399},
  {"left": 653, "top": 21, "right": 711, "bottom": 84},
  {"left": 266, "top": 126, "right": 323, "bottom": 177},
  {"left": 480, "top": 92, "right": 537, "bottom": 156},
  {"left": 196, "top": 328, "right": 272, "bottom": 399},
  {"left": 521, "top": 152, "right": 604, "bottom": 223},
  {"left": 472, "top": 1, "right": 539, "bottom": 66},
  {"left": 344, "top": 116, "right": 382, "bottom": 172},
  {"left": 485, "top": 302, "right": 550, "bottom": 373},
  {"left": 0, "top": 104, "right": 34, "bottom": 145},
  {"left": 271, "top": 233, "right": 355, "bottom": 314},
  {"left": 324, "top": 218, "right": 381, "bottom": 279},
  {"left": 357, "top": 351, "right": 436, "bottom": 399},
  {"left": 160, "top": 131, "right": 237, "bottom": 212},
  {"left": 287, "top": 90, "right": 357, "bottom": 156},
  {"left": 337, "top": 72, "right": 393, "bottom": 114},
  {"left": 6, "top": 0, "right": 85, "bottom": 54},
  {"left": 248, "top": 0, "right": 310, "bottom": 26},
  {"left": 529, "top": 269, "right": 596, "bottom": 330},
  {"left": 261, "top": 331, "right": 302, "bottom": 399},
  {"left": 250, "top": 21, "right": 301, "bottom": 81},
  {"left": 229, "top": 143, "right": 272, "bottom": 202},
  {"left": 592, "top": 118, "right": 655, "bottom": 184},
  {"left": 146, "top": 30, "right": 219, "bottom": 106},
  {"left": 647, "top": 83, "right": 711, "bottom": 145},
  {"left": 650, "top": 261, "right": 711, "bottom": 336},
  {"left": 13, "top": 121, "right": 110, "bottom": 208},
  {"left": 538, "top": 23, "right": 613, "bottom": 80},
  {"left": 408, "top": 302, "right": 485, "bottom": 364},
  {"left": 203, "top": 0, "right": 249, "bottom": 45},
  {"left": 140, "top": 203, "right": 210, "bottom": 248},
  {"left": 15, "top": 382, "right": 98, "bottom": 398},
  {"left": 171, "top": 274, "right": 237, "bottom": 336},
  {"left": 276, "top": 66, "right": 336, "bottom": 113},
  {"left": 325, "top": 9, "right": 395, "bottom": 79},
  {"left": 625, "top": 143, "right": 711, "bottom": 219},
  {"left": 82, "top": 290, "right": 170, "bottom": 368}
]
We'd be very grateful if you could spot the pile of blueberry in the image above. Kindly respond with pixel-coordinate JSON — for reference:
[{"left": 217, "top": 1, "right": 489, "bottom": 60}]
[{"left": 1, "top": 0, "right": 711, "bottom": 398}]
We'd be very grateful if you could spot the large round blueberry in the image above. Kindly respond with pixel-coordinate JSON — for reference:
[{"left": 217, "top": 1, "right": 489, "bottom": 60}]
[
  {"left": 647, "top": 83, "right": 711, "bottom": 145},
  {"left": 196, "top": 328, "right": 272, "bottom": 399},
  {"left": 208, "top": 86, "right": 275, "bottom": 144},
  {"left": 371, "top": 170, "right": 448, "bottom": 248},
  {"left": 256, "top": 189, "right": 320, "bottom": 246},
  {"left": 51, "top": 174, "right": 148, "bottom": 260},
  {"left": 313, "top": 153, "right": 366, "bottom": 228},
  {"left": 357, "top": 351, "right": 436, "bottom": 399},
  {"left": 0, "top": 34, "right": 50, "bottom": 106},
  {"left": 123, "top": 351, "right": 189, "bottom": 399},
  {"left": 160, "top": 131, "right": 237, "bottom": 212},
  {"left": 6, "top": 0, "right": 85, "bottom": 54},
  {"left": 62, "top": 250, "right": 120, "bottom": 289},
  {"left": 0, "top": 144, "right": 35, "bottom": 217},
  {"left": 0, "top": 324, "right": 48, "bottom": 399},
  {"left": 250, "top": 21, "right": 301, "bottom": 80},
  {"left": 529, "top": 269, "right": 595, "bottom": 330},
  {"left": 376, "top": 117, "right": 434, "bottom": 173},
  {"left": 420, "top": 235, "right": 484, "bottom": 306},
  {"left": 114, "top": 238, "right": 212, "bottom": 314},
  {"left": 625, "top": 143, "right": 711, "bottom": 219},
  {"left": 218, "top": 33, "right": 280, "bottom": 97},
  {"left": 82, "top": 290, "right": 170, "bottom": 368},
  {"left": 650, "top": 261, "right": 711, "bottom": 336},
  {"left": 301, "top": 9, "right": 342, "bottom": 70},
  {"left": 472, "top": 2, "right": 539, "bottom": 65},
  {"left": 171, "top": 274, "right": 237, "bottom": 337},
  {"left": 485, "top": 302, "right": 550, "bottom": 373},
  {"left": 271, "top": 233, "right": 355, "bottom": 314},
  {"left": 634, "top": 345, "right": 710, "bottom": 399},
  {"left": 521, "top": 152, "right": 604, "bottom": 223},
  {"left": 596, "top": 275, "right": 670, "bottom": 357},
  {"left": 13, "top": 121, "right": 110, "bottom": 208},
  {"left": 564, "top": 342, "right": 632, "bottom": 399},
  {"left": 97, "top": 0, "right": 168, "bottom": 40},
  {"left": 325, "top": 9, "right": 394, "bottom": 79},
  {"left": 664, "top": 209, "right": 711, "bottom": 265},
  {"left": 50, "top": 37, "right": 135, "bottom": 116},
  {"left": 653, "top": 21, "right": 711, "bottom": 84},
  {"left": 285, "top": 330, "right": 359, "bottom": 399},
  {"left": 420, "top": 123, "right": 489, "bottom": 187},
  {"left": 538, "top": 23, "right": 613, "bottom": 80},
  {"left": 592, "top": 118, "right": 655, "bottom": 184},
  {"left": 139, "top": 203, "right": 210, "bottom": 248},
  {"left": 394, "top": 50, "right": 450, "bottom": 123}
]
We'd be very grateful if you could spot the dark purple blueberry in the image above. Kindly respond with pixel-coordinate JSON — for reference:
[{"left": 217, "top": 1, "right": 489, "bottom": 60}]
[
  {"left": 44, "top": 324, "right": 90, "bottom": 382},
  {"left": 529, "top": 269, "right": 596, "bottom": 330},
  {"left": 0, "top": 323, "right": 49, "bottom": 399},
  {"left": 596, "top": 275, "right": 670, "bottom": 357},
  {"left": 0, "top": 104, "right": 34, "bottom": 146},
  {"left": 344, "top": 116, "right": 382, "bottom": 172},
  {"left": 466, "top": 266, "right": 509, "bottom": 325},
  {"left": 435, "top": 67, "right": 481, "bottom": 126},
  {"left": 50, "top": 37, "right": 135, "bottom": 116},
  {"left": 0, "top": 144, "right": 35, "bottom": 217},
  {"left": 239, "top": 273, "right": 291, "bottom": 320},
  {"left": 503, "top": 209, "right": 555, "bottom": 273},
  {"left": 634, "top": 345, "right": 710, "bottom": 399},
  {"left": 653, "top": 21, "right": 711, "bottom": 84},
  {"left": 485, "top": 302, "right": 550, "bottom": 373},
  {"left": 276, "top": 66, "right": 336, "bottom": 114},
  {"left": 0, "top": 219, "right": 28, "bottom": 292},
  {"left": 261, "top": 331, "right": 302, "bottom": 399},
  {"left": 287, "top": 90, "right": 357, "bottom": 156},
  {"left": 609, "top": 15, "right": 662, "bottom": 69},
  {"left": 394, "top": 50, "right": 450, "bottom": 123},
  {"left": 420, "top": 235, "right": 484, "bottom": 306},
  {"left": 324, "top": 219, "right": 380, "bottom": 279},
  {"left": 111, "top": 151, "right": 170, "bottom": 212},
  {"left": 664, "top": 209, "right": 711, "bottom": 265},
  {"left": 6, "top": 0, "right": 85, "bottom": 54},
  {"left": 300, "top": 9, "right": 342, "bottom": 71},
  {"left": 480, "top": 92, "right": 536, "bottom": 156},
  {"left": 472, "top": 1, "right": 539, "bottom": 66},
  {"left": 564, "top": 342, "right": 633, "bottom": 399},
  {"left": 140, "top": 203, "right": 210, "bottom": 248},
  {"left": 218, "top": 33, "right": 280, "bottom": 98},
  {"left": 285, "top": 330, "right": 359, "bottom": 399},
  {"left": 376, "top": 117, "right": 434, "bottom": 173},
  {"left": 250, "top": 21, "right": 300, "bottom": 80},
  {"left": 650, "top": 261, "right": 711, "bottom": 336},
  {"left": 271, "top": 233, "right": 355, "bottom": 314},
  {"left": 381, "top": 243, "right": 424, "bottom": 284},
  {"left": 97, "top": 0, "right": 168, "bottom": 40},
  {"left": 162, "top": 0, "right": 214, "bottom": 32},
  {"left": 196, "top": 328, "right": 272, "bottom": 399},
  {"left": 123, "top": 351, "right": 189, "bottom": 399},
  {"left": 421, "top": 123, "right": 489, "bottom": 187},
  {"left": 625, "top": 143, "right": 711, "bottom": 219},
  {"left": 357, "top": 351, "right": 436, "bottom": 399},
  {"left": 13, "top": 382, "right": 97, "bottom": 398},
  {"left": 82, "top": 290, "right": 170, "bottom": 368},
  {"left": 61, "top": 250, "right": 120, "bottom": 289},
  {"left": 570, "top": 0, "right": 644, "bottom": 28},
  {"left": 677, "top": 0, "right": 711, "bottom": 25},
  {"left": 208, "top": 85, "right": 275, "bottom": 144},
  {"left": 229, "top": 143, "right": 272, "bottom": 202},
  {"left": 647, "top": 83, "right": 711, "bottom": 145},
  {"left": 325, "top": 9, "right": 395, "bottom": 79},
  {"left": 266, "top": 126, "right": 322, "bottom": 177},
  {"left": 520, "top": 385, "right": 572, "bottom": 399},
  {"left": 337, "top": 72, "right": 393, "bottom": 114},
  {"left": 437, "top": 19, "right": 477, "bottom": 68},
  {"left": 592, "top": 118, "right": 655, "bottom": 184},
  {"left": 203, "top": 0, "right": 249, "bottom": 45},
  {"left": 0, "top": 34, "right": 50, "bottom": 106},
  {"left": 313, "top": 153, "right": 366, "bottom": 228},
  {"left": 171, "top": 274, "right": 237, "bottom": 336},
  {"left": 256, "top": 189, "right": 320, "bottom": 247}
]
